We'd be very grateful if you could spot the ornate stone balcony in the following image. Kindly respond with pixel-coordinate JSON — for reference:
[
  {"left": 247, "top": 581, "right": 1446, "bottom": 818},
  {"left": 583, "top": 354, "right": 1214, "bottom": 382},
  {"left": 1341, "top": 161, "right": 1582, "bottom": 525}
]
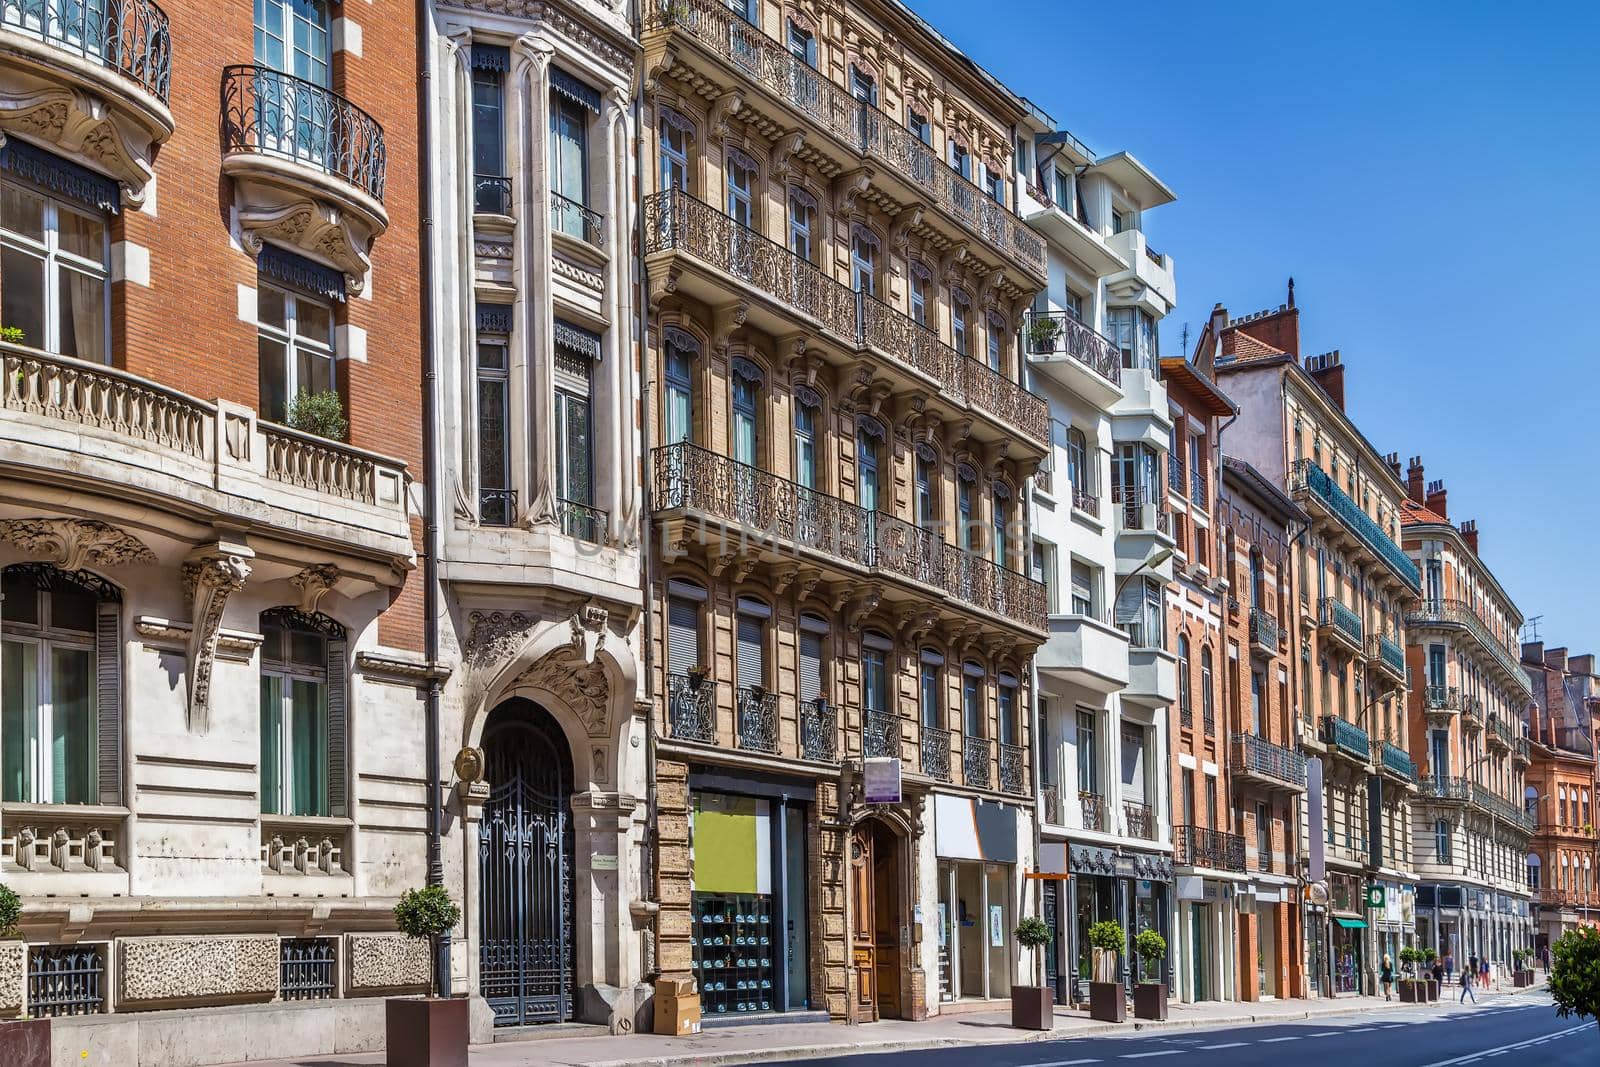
[
  {"left": 0, "top": 342, "right": 413, "bottom": 577},
  {"left": 651, "top": 442, "right": 1046, "bottom": 635},
  {"left": 1405, "top": 598, "right": 1531, "bottom": 696},
  {"left": 642, "top": 0, "right": 1045, "bottom": 286},
  {"left": 220, "top": 64, "right": 388, "bottom": 291},
  {"left": 0, "top": 0, "right": 173, "bottom": 206}
]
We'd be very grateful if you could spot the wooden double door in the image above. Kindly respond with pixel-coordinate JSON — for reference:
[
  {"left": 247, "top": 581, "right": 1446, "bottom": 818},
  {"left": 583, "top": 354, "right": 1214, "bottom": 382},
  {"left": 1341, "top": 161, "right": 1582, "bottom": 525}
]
[{"left": 850, "top": 820, "right": 904, "bottom": 1020}]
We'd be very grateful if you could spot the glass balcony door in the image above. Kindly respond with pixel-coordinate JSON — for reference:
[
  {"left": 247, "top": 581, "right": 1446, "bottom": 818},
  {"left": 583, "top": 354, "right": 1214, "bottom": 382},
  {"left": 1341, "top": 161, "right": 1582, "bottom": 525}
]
[{"left": 253, "top": 0, "right": 333, "bottom": 165}]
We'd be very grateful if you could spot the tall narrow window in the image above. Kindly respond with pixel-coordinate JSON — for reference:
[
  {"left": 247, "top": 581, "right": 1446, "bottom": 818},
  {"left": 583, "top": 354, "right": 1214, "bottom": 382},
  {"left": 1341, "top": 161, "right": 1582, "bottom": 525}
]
[
  {"left": 1250, "top": 669, "right": 1265, "bottom": 735},
  {"left": 985, "top": 166, "right": 1004, "bottom": 204},
  {"left": 663, "top": 329, "right": 697, "bottom": 445},
  {"left": 659, "top": 109, "right": 693, "bottom": 192},
  {"left": 726, "top": 149, "right": 756, "bottom": 228},
  {"left": 848, "top": 65, "right": 877, "bottom": 106},
  {"left": 1067, "top": 428, "right": 1090, "bottom": 501},
  {"left": 949, "top": 141, "right": 971, "bottom": 181},
  {"left": 799, "top": 614, "right": 828, "bottom": 708},
  {"left": 998, "top": 675, "right": 1018, "bottom": 747},
  {"left": 255, "top": 0, "right": 331, "bottom": 84},
  {"left": 735, "top": 600, "right": 768, "bottom": 694},
  {"left": 992, "top": 488, "right": 1011, "bottom": 570},
  {"left": 986, "top": 313, "right": 1003, "bottom": 372},
  {"left": 850, "top": 225, "right": 878, "bottom": 296},
  {"left": 665, "top": 583, "right": 704, "bottom": 679},
  {"left": 786, "top": 20, "right": 817, "bottom": 67},
  {"left": 909, "top": 264, "right": 931, "bottom": 328},
  {"left": 554, "top": 324, "right": 598, "bottom": 540},
  {"left": 731, "top": 359, "right": 761, "bottom": 468},
  {"left": 915, "top": 447, "right": 937, "bottom": 531},
  {"left": 951, "top": 289, "right": 971, "bottom": 356},
  {"left": 1177, "top": 634, "right": 1192, "bottom": 721},
  {"left": 471, "top": 46, "right": 508, "bottom": 213},
  {"left": 1435, "top": 819, "right": 1451, "bottom": 863},
  {"left": 1, "top": 176, "right": 110, "bottom": 362},
  {"left": 787, "top": 186, "right": 816, "bottom": 261},
  {"left": 1076, "top": 710, "right": 1097, "bottom": 794},
  {"left": 1257, "top": 802, "right": 1271, "bottom": 862},
  {"left": 254, "top": 0, "right": 332, "bottom": 165},
  {"left": 1200, "top": 647, "right": 1214, "bottom": 728},
  {"left": 550, "top": 89, "right": 592, "bottom": 241},
  {"left": 919, "top": 649, "right": 943, "bottom": 729},
  {"left": 908, "top": 110, "right": 930, "bottom": 145},
  {"left": 957, "top": 467, "right": 976, "bottom": 551},
  {"left": 257, "top": 281, "right": 335, "bottom": 424},
  {"left": 862, "top": 633, "right": 890, "bottom": 715},
  {"left": 856, "top": 418, "right": 883, "bottom": 513},
  {"left": 475, "top": 321, "right": 512, "bottom": 524},
  {"left": 962, "top": 662, "right": 985, "bottom": 738},
  {"left": 793, "top": 392, "right": 818, "bottom": 489},
  {"left": 1071, "top": 561, "right": 1095, "bottom": 617},
  {"left": 260, "top": 609, "right": 345, "bottom": 818},
  {"left": 2, "top": 565, "right": 111, "bottom": 805}
]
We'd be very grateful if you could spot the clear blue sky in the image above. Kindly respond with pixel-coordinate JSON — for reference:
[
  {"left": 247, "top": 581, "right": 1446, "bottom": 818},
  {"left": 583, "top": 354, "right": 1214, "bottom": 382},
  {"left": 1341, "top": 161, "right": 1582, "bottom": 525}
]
[{"left": 909, "top": 0, "right": 1600, "bottom": 653}]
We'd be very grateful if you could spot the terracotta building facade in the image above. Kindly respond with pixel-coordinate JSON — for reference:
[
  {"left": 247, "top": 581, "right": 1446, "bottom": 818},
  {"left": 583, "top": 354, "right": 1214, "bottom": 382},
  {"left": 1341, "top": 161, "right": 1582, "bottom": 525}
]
[{"left": 1, "top": 0, "right": 429, "bottom": 1060}]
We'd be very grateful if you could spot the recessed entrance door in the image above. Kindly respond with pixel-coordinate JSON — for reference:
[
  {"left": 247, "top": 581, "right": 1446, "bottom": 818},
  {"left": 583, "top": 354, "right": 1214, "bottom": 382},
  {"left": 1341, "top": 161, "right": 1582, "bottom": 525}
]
[
  {"left": 851, "top": 821, "right": 903, "bottom": 1019},
  {"left": 478, "top": 700, "right": 575, "bottom": 1026},
  {"left": 1190, "top": 904, "right": 1209, "bottom": 1000}
]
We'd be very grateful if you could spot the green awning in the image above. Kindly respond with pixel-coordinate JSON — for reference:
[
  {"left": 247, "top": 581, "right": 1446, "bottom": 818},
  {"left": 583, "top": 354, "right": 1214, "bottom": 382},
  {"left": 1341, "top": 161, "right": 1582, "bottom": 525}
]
[{"left": 1334, "top": 917, "right": 1369, "bottom": 929}]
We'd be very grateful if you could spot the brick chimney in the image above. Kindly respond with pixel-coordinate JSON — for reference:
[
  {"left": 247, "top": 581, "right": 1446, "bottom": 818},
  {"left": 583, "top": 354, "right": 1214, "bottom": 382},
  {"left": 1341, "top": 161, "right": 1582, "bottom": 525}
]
[
  {"left": 1406, "top": 457, "right": 1425, "bottom": 504},
  {"left": 1305, "top": 350, "right": 1345, "bottom": 411},
  {"left": 1425, "top": 479, "right": 1447, "bottom": 520},
  {"left": 1522, "top": 640, "right": 1544, "bottom": 665},
  {"left": 1571, "top": 653, "right": 1595, "bottom": 676},
  {"left": 1546, "top": 647, "right": 1568, "bottom": 673},
  {"left": 1383, "top": 452, "right": 1401, "bottom": 481},
  {"left": 1460, "top": 519, "right": 1478, "bottom": 554}
]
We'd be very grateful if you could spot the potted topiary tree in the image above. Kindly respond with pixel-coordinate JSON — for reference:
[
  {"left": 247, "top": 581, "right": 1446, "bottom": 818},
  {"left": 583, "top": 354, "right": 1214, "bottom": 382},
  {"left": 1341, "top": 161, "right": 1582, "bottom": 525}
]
[
  {"left": 1026, "top": 314, "right": 1063, "bottom": 355},
  {"left": 1396, "top": 947, "right": 1420, "bottom": 1002},
  {"left": 1133, "top": 928, "right": 1168, "bottom": 1020},
  {"left": 0, "top": 883, "right": 46, "bottom": 1067},
  {"left": 1513, "top": 948, "right": 1535, "bottom": 987},
  {"left": 1550, "top": 926, "right": 1600, "bottom": 1031},
  {"left": 1011, "top": 916, "right": 1054, "bottom": 1031},
  {"left": 387, "top": 885, "right": 466, "bottom": 1067},
  {"left": 1087, "top": 919, "right": 1125, "bottom": 1023}
]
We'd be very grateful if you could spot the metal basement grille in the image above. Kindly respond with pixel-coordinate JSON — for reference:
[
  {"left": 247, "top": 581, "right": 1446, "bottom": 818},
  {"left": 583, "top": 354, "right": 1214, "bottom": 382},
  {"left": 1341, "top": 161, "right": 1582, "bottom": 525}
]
[
  {"left": 280, "top": 938, "right": 337, "bottom": 1000},
  {"left": 28, "top": 944, "right": 105, "bottom": 1017}
]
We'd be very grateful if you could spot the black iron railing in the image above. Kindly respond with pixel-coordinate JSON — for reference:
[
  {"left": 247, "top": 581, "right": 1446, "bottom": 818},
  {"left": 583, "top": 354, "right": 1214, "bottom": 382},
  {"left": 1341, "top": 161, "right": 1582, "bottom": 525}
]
[
  {"left": 27, "top": 944, "right": 104, "bottom": 1017},
  {"left": 736, "top": 686, "right": 778, "bottom": 753},
  {"left": 479, "top": 487, "right": 517, "bottom": 527},
  {"left": 921, "top": 724, "right": 952, "bottom": 782},
  {"left": 1174, "top": 824, "right": 1246, "bottom": 872},
  {"left": 666, "top": 672, "right": 716, "bottom": 743},
  {"left": 863, "top": 709, "right": 898, "bottom": 760},
  {"left": 963, "top": 735, "right": 991, "bottom": 789},
  {"left": 800, "top": 698, "right": 836, "bottom": 762},
  {"left": 2, "top": 0, "right": 171, "bottom": 101},
  {"left": 280, "top": 938, "right": 336, "bottom": 1001},
  {"left": 474, "top": 174, "right": 512, "bottom": 215},
  {"left": 1231, "top": 732, "right": 1307, "bottom": 788},
  {"left": 221, "top": 64, "right": 387, "bottom": 202},
  {"left": 1123, "top": 800, "right": 1155, "bottom": 840},
  {"left": 558, "top": 497, "right": 607, "bottom": 544},
  {"left": 998, "top": 742, "right": 1026, "bottom": 795},
  {"left": 1249, "top": 608, "right": 1280, "bottom": 654},
  {"left": 551, "top": 191, "right": 602, "bottom": 246},
  {"left": 1024, "top": 310, "right": 1120, "bottom": 385}
]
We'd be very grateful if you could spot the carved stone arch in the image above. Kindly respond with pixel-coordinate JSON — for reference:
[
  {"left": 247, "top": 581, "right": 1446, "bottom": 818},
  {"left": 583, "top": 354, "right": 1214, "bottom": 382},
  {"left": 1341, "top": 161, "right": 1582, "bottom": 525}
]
[{"left": 783, "top": 4, "right": 819, "bottom": 38}]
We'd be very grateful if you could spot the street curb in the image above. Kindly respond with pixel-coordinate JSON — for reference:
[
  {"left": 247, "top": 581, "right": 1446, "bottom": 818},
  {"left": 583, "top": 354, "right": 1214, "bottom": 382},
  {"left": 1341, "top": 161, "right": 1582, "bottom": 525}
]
[{"left": 582, "top": 996, "right": 1477, "bottom": 1067}]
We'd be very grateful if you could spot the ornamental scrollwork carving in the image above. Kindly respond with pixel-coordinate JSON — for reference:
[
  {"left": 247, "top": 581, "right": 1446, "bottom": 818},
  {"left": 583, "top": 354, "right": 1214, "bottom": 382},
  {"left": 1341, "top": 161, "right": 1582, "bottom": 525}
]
[
  {"left": 289, "top": 564, "right": 341, "bottom": 614},
  {"left": 517, "top": 646, "right": 610, "bottom": 738},
  {"left": 0, "top": 518, "right": 156, "bottom": 570},
  {"left": 464, "top": 610, "right": 535, "bottom": 670},
  {"left": 182, "top": 552, "right": 253, "bottom": 733}
]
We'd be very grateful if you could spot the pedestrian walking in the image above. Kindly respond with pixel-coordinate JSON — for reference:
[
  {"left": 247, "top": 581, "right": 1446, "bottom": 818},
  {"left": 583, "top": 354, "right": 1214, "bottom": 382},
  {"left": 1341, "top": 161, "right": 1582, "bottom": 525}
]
[
  {"left": 1444, "top": 951, "right": 1455, "bottom": 979},
  {"left": 1459, "top": 965, "right": 1476, "bottom": 1004},
  {"left": 1380, "top": 953, "right": 1394, "bottom": 1001},
  {"left": 1431, "top": 957, "right": 1444, "bottom": 988},
  {"left": 1480, "top": 957, "right": 1490, "bottom": 989},
  {"left": 1467, "top": 953, "right": 1477, "bottom": 986}
]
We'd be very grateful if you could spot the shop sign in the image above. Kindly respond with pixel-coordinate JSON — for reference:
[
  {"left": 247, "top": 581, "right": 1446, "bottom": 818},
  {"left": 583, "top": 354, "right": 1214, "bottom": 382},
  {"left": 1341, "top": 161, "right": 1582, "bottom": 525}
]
[
  {"left": 864, "top": 757, "right": 901, "bottom": 804},
  {"left": 1365, "top": 884, "right": 1386, "bottom": 909},
  {"left": 989, "top": 904, "right": 1004, "bottom": 948}
]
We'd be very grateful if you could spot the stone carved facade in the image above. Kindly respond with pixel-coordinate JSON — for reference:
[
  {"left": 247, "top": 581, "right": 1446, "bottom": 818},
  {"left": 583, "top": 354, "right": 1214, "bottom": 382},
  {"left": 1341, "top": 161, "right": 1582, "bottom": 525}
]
[
  {"left": 181, "top": 551, "right": 254, "bottom": 732},
  {"left": 346, "top": 933, "right": 431, "bottom": 991},
  {"left": 118, "top": 936, "right": 279, "bottom": 1004},
  {"left": 0, "top": 941, "right": 24, "bottom": 1015},
  {"left": 0, "top": 517, "right": 157, "bottom": 570}
]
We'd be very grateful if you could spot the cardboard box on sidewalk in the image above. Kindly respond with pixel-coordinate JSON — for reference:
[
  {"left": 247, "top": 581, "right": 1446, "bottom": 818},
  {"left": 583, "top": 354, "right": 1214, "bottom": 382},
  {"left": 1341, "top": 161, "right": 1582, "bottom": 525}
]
[
  {"left": 653, "top": 992, "right": 702, "bottom": 1036},
  {"left": 655, "top": 977, "right": 696, "bottom": 998}
]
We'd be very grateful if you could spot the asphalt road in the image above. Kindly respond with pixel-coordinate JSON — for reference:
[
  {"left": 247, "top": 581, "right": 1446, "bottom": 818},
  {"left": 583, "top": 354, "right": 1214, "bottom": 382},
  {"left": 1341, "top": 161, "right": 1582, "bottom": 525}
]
[{"left": 771, "top": 993, "right": 1594, "bottom": 1067}]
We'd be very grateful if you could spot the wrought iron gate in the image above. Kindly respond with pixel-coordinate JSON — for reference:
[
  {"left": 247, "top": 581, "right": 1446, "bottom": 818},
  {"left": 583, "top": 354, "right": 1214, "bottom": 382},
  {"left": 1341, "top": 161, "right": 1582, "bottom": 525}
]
[{"left": 478, "top": 702, "right": 575, "bottom": 1026}]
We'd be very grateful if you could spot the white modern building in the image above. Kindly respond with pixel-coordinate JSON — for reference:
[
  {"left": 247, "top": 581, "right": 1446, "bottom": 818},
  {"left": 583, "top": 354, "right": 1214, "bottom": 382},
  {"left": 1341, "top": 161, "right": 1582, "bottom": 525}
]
[
  {"left": 1016, "top": 114, "right": 1180, "bottom": 1003},
  {"left": 422, "top": 0, "right": 651, "bottom": 1035}
]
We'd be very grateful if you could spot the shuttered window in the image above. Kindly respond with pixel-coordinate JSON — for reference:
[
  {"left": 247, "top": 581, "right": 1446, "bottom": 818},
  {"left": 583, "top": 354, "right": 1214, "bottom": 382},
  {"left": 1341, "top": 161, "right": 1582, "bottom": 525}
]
[
  {"left": 962, "top": 661, "right": 985, "bottom": 737},
  {"left": 799, "top": 614, "right": 828, "bottom": 706},
  {"left": 666, "top": 592, "right": 702, "bottom": 677},
  {"left": 736, "top": 599, "right": 768, "bottom": 692}
]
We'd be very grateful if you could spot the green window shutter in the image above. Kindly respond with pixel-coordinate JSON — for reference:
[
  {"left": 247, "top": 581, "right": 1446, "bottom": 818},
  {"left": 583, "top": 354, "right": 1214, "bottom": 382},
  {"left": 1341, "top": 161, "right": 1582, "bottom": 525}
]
[
  {"left": 325, "top": 637, "right": 348, "bottom": 818},
  {"left": 95, "top": 599, "right": 122, "bottom": 806}
]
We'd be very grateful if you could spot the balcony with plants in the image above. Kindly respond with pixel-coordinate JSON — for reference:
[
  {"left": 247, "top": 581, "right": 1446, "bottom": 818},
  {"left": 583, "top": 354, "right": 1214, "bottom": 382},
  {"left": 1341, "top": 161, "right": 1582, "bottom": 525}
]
[
  {"left": 1290, "top": 460, "right": 1420, "bottom": 594},
  {"left": 643, "top": 189, "right": 1046, "bottom": 453},
  {"left": 220, "top": 64, "right": 388, "bottom": 288},
  {"left": 0, "top": 0, "right": 174, "bottom": 205},
  {"left": 641, "top": 0, "right": 1044, "bottom": 286},
  {"left": 1023, "top": 311, "right": 1122, "bottom": 404}
]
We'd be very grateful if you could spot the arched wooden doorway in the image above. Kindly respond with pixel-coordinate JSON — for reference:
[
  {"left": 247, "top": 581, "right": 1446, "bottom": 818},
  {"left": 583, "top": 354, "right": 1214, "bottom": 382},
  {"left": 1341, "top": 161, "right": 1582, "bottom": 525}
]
[
  {"left": 478, "top": 699, "right": 575, "bottom": 1026},
  {"left": 850, "top": 819, "right": 904, "bottom": 1020}
]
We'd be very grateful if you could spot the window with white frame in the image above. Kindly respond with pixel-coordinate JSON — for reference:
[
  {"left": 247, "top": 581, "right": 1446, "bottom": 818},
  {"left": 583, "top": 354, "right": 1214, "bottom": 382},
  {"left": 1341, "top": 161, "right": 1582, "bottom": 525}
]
[
  {"left": 1070, "top": 560, "right": 1095, "bottom": 617},
  {"left": 659, "top": 109, "right": 693, "bottom": 192},
  {"left": 475, "top": 318, "right": 512, "bottom": 525},
  {"left": 1106, "top": 306, "right": 1157, "bottom": 372},
  {"left": 909, "top": 264, "right": 932, "bottom": 328},
  {"left": 0, "top": 178, "right": 110, "bottom": 362},
  {"left": 663, "top": 328, "right": 698, "bottom": 445},
  {"left": 257, "top": 280, "right": 335, "bottom": 424},
  {"left": 850, "top": 225, "right": 878, "bottom": 296},
  {"left": 554, "top": 326, "right": 597, "bottom": 539},
  {"left": 951, "top": 288, "right": 971, "bottom": 356},
  {"left": 549, "top": 89, "right": 592, "bottom": 240},
  {"left": 793, "top": 390, "right": 818, "bottom": 489},
  {"left": 259, "top": 608, "right": 346, "bottom": 818},
  {"left": 787, "top": 186, "right": 816, "bottom": 261},
  {"left": 726, "top": 149, "right": 756, "bottom": 228},
  {"left": 1, "top": 565, "right": 116, "bottom": 805}
]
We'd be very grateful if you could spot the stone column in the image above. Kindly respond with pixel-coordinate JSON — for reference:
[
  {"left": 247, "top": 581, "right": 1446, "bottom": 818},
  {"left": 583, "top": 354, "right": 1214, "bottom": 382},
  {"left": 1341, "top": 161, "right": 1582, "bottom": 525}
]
[
  {"left": 570, "top": 789, "right": 646, "bottom": 1029},
  {"left": 512, "top": 36, "right": 559, "bottom": 527},
  {"left": 598, "top": 88, "right": 632, "bottom": 545}
]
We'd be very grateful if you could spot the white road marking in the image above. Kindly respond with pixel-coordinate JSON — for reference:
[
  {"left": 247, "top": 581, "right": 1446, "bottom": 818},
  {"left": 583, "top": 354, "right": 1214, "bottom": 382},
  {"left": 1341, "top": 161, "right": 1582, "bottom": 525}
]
[
  {"left": 1198, "top": 1043, "right": 1248, "bottom": 1050},
  {"left": 1259, "top": 1036, "right": 1301, "bottom": 1043},
  {"left": 1380, "top": 1022, "right": 1407, "bottom": 1028},
  {"left": 1028, "top": 1060, "right": 1100, "bottom": 1066},
  {"left": 1119, "top": 1053, "right": 1182, "bottom": 1060},
  {"left": 1348, "top": 1027, "right": 1377, "bottom": 1033},
  {"left": 1308, "top": 1031, "right": 1338, "bottom": 1037},
  {"left": 1416, "top": 1023, "right": 1589, "bottom": 1067}
]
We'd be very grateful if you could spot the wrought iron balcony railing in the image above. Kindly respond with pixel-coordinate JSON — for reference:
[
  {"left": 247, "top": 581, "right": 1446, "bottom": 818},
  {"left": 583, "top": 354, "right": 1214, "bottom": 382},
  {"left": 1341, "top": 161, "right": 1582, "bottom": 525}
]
[
  {"left": 963, "top": 735, "right": 991, "bottom": 789},
  {"left": 1080, "top": 791, "right": 1108, "bottom": 832},
  {"left": 1405, "top": 598, "right": 1531, "bottom": 694},
  {"left": 1317, "top": 596, "right": 1364, "bottom": 650},
  {"left": 2, "top": 0, "right": 171, "bottom": 101},
  {"left": 665, "top": 672, "right": 716, "bottom": 744},
  {"left": 1123, "top": 800, "right": 1155, "bottom": 840},
  {"left": 1290, "top": 460, "right": 1420, "bottom": 592},
  {"left": 1042, "top": 784, "right": 1061, "bottom": 825},
  {"left": 220, "top": 65, "right": 387, "bottom": 203},
  {"left": 1380, "top": 741, "right": 1418, "bottom": 784},
  {"left": 1425, "top": 685, "right": 1461, "bottom": 712},
  {"left": 474, "top": 174, "right": 512, "bottom": 215},
  {"left": 479, "top": 488, "right": 517, "bottom": 527},
  {"left": 800, "top": 699, "right": 837, "bottom": 763},
  {"left": 558, "top": 498, "right": 607, "bottom": 544},
  {"left": 1417, "top": 775, "right": 1470, "bottom": 802},
  {"left": 863, "top": 709, "right": 898, "bottom": 760},
  {"left": 1470, "top": 782, "right": 1536, "bottom": 831},
  {"left": 550, "top": 191, "right": 602, "bottom": 246},
  {"left": 1023, "top": 311, "right": 1120, "bottom": 385},
  {"left": 736, "top": 686, "right": 778, "bottom": 754},
  {"left": 998, "top": 742, "right": 1027, "bottom": 796},
  {"left": 1320, "top": 714, "right": 1371, "bottom": 761},
  {"left": 1111, "top": 484, "right": 1172, "bottom": 536},
  {"left": 1369, "top": 633, "right": 1406, "bottom": 682},
  {"left": 1230, "top": 732, "right": 1307, "bottom": 788},
  {"left": 1190, "top": 468, "right": 1207, "bottom": 508},
  {"left": 642, "top": 0, "right": 1046, "bottom": 279},
  {"left": 1249, "top": 608, "right": 1280, "bottom": 654},
  {"left": 1167, "top": 455, "right": 1186, "bottom": 494},
  {"left": 921, "top": 724, "right": 952, "bottom": 782},
  {"left": 1174, "top": 824, "right": 1246, "bottom": 872},
  {"left": 652, "top": 442, "right": 1046, "bottom": 630},
  {"left": 1073, "top": 486, "right": 1100, "bottom": 518}
]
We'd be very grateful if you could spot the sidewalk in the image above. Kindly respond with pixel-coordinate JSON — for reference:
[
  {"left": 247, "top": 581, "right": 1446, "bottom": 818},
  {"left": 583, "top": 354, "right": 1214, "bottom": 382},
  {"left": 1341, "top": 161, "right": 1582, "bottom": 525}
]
[{"left": 210, "top": 981, "right": 1549, "bottom": 1067}]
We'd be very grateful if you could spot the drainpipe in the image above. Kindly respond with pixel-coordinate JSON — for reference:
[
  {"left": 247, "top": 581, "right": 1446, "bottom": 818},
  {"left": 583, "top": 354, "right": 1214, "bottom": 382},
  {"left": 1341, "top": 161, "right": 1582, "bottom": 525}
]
[{"left": 416, "top": 0, "right": 450, "bottom": 997}]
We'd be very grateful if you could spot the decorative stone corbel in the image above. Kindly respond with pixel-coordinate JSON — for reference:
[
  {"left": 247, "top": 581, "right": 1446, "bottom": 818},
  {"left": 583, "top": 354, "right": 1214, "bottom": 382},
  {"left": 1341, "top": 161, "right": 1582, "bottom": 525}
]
[
  {"left": 289, "top": 564, "right": 341, "bottom": 614},
  {"left": 0, "top": 517, "right": 156, "bottom": 570},
  {"left": 570, "top": 602, "right": 609, "bottom": 663},
  {"left": 939, "top": 242, "right": 969, "bottom": 284},
  {"left": 712, "top": 301, "right": 750, "bottom": 356},
  {"left": 977, "top": 266, "right": 1006, "bottom": 308},
  {"left": 895, "top": 605, "right": 940, "bottom": 648},
  {"left": 889, "top": 206, "right": 923, "bottom": 253},
  {"left": 772, "top": 129, "right": 806, "bottom": 181},
  {"left": 181, "top": 544, "right": 254, "bottom": 733},
  {"left": 832, "top": 167, "right": 873, "bottom": 215},
  {"left": 843, "top": 584, "right": 883, "bottom": 632},
  {"left": 708, "top": 89, "right": 743, "bottom": 141},
  {"left": 642, "top": 48, "right": 678, "bottom": 97}
]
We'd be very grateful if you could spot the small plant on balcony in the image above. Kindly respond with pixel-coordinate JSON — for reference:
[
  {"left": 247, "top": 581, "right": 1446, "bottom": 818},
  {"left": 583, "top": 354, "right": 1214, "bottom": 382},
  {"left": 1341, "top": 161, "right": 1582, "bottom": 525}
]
[
  {"left": 0, "top": 325, "right": 23, "bottom": 345},
  {"left": 1026, "top": 315, "right": 1063, "bottom": 354},
  {"left": 687, "top": 664, "right": 711, "bottom": 689},
  {"left": 285, "top": 388, "right": 349, "bottom": 442}
]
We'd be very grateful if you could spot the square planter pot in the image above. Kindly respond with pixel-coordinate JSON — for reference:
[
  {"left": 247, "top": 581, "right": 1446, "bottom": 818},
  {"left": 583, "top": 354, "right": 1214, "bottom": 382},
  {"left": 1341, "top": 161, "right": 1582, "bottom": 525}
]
[
  {"left": 1427, "top": 980, "right": 1439, "bottom": 1001},
  {"left": 386, "top": 997, "right": 469, "bottom": 1067},
  {"left": 0, "top": 1018, "right": 51, "bottom": 1067},
  {"left": 1398, "top": 981, "right": 1417, "bottom": 1003},
  {"left": 1011, "top": 985, "right": 1053, "bottom": 1031},
  {"left": 1089, "top": 981, "right": 1125, "bottom": 1023},
  {"left": 1133, "top": 982, "right": 1167, "bottom": 1021}
]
